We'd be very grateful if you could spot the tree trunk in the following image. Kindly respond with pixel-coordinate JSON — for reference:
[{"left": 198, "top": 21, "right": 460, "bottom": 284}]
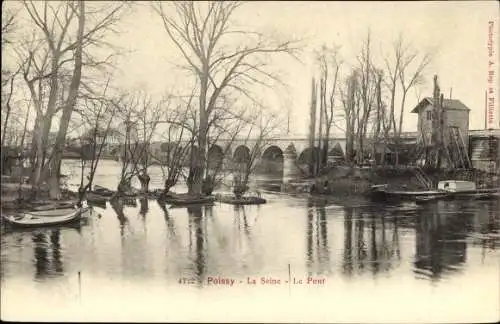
[
  {"left": 188, "top": 145, "right": 204, "bottom": 196},
  {"left": 202, "top": 175, "right": 214, "bottom": 196},
  {"left": 43, "top": 1, "right": 85, "bottom": 200},
  {"left": 31, "top": 118, "right": 44, "bottom": 193},
  {"left": 1, "top": 102, "right": 11, "bottom": 149},
  {"left": 138, "top": 172, "right": 150, "bottom": 194},
  {"left": 190, "top": 73, "right": 208, "bottom": 196},
  {"left": 346, "top": 132, "right": 354, "bottom": 164}
]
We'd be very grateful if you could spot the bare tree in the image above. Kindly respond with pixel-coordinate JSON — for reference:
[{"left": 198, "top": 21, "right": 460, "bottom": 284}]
[
  {"left": 204, "top": 97, "right": 251, "bottom": 195},
  {"left": 115, "top": 91, "right": 165, "bottom": 196},
  {"left": 14, "top": 1, "right": 128, "bottom": 199},
  {"left": 1, "top": 67, "right": 22, "bottom": 149},
  {"left": 316, "top": 45, "right": 343, "bottom": 166},
  {"left": 153, "top": 1, "right": 300, "bottom": 196},
  {"left": 75, "top": 80, "right": 120, "bottom": 203},
  {"left": 371, "top": 68, "right": 385, "bottom": 165},
  {"left": 340, "top": 71, "right": 358, "bottom": 164},
  {"left": 152, "top": 95, "right": 197, "bottom": 197},
  {"left": 1, "top": 2, "right": 18, "bottom": 48},
  {"left": 382, "top": 34, "right": 432, "bottom": 165},
  {"left": 233, "top": 109, "right": 283, "bottom": 198},
  {"left": 353, "top": 32, "right": 377, "bottom": 165}
]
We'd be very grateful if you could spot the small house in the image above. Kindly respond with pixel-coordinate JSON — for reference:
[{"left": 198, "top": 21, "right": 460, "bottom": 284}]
[{"left": 411, "top": 97, "right": 470, "bottom": 149}]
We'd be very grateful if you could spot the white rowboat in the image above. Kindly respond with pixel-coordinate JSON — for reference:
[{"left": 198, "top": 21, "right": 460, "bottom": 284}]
[{"left": 3, "top": 207, "right": 89, "bottom": 228}]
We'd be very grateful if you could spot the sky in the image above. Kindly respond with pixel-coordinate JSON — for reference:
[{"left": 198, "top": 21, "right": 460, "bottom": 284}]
[
  {"left": 113, "top": 1, "right": 500, "bottom": 136},
  {"left": 3, "top": 1, "right": 500, "bottom": 138}
]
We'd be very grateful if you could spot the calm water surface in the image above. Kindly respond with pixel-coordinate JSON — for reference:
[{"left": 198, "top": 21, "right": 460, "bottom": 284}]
[{"left": 1, "top": 160, "right": 499, "bottom": 322}]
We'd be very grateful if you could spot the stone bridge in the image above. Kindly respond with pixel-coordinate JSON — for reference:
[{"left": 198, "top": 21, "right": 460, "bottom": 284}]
[{"left": 120, "top": 128, "right": 500, "bottom": 181}]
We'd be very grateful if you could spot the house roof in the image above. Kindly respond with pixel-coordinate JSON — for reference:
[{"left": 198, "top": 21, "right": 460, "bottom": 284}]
[{"left": 411, "top": 97, "right": 470, "bottom": 114}]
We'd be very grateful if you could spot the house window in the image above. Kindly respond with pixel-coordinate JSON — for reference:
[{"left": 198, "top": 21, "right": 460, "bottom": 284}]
[{"left": 426, "top": 111, "right": 432, "bottom": 120}]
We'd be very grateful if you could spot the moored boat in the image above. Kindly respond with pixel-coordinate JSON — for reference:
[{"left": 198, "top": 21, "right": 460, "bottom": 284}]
[
  {"left": 164, "top": 194, "right": 216, "bottom": 207},
  {"left": 451, "top": 189, "right": 500, "bottom": 200},
  {"left": 92, "top": 185, "right": 115, "bottom": 197},
  {"left": 215, "top": 194, "right": 267, "bottom": 205},
  {"left": 370, "top": 185, "right": 449, "bottom": 202},
  {"left": 3, "top": 206, "right": 90, "bottom": 228},
  {"left": 370, "top": 180, "right": 500, "bottom": 202},
  {"left": 415, "top": 195, "right": 445, "bottom": 203}
]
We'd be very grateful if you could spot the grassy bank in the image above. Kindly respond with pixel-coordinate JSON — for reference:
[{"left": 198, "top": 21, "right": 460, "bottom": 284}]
[{"left": 282, "top": 166, "right": 500, "bottom": 197}]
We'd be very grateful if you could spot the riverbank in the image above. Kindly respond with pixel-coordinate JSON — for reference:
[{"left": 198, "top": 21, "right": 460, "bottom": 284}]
[{"left": 281, "top": 166, "right": 500, "bottom": 197}]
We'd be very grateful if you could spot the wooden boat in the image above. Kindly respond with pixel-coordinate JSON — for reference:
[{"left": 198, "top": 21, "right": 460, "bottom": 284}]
[
  {"left": 86, "top": 193, "right": 108, "bottom": 207},
  {"left": 92, "top": 185, "right": 115, "bottom": 197},
  {"left": 165, "top": 195, "right": 216, "bottom": 206},
  {"left": 31, "top": 200, "right": 78, "bottom": 211},
  {"left": 452, "top": 189, "right": 500, "bottom": 200},
  {"left": 87, "top": 192, "right": 108, "bottom": 202},
  {"left": 3, "top": 206, "right": 89, "bottom": 228},
  {"left": 415, "top": 195, "right": 443, "bottom": 203},
  {"left": 216, "top": 194, "right": 267, "bottom": 205},
  {"left": 370, "top": 186, "right": 449, "bottom": 202},
  {"left": 371, "top": 180, "right": 500, "bottom": 202}
]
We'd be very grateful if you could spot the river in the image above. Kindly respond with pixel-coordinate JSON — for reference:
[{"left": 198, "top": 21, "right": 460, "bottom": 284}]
[{"left": 1, "top": 160, "right": 499, "bottom": 322}]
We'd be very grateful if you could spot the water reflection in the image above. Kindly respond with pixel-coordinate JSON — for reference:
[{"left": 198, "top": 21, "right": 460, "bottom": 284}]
[
  {"left": 305, "top": 199, "right": 331, "bottom": 276},
  {"left": 50, "top": 230, "right": 64, "bottom": 274},
  {"left": 110, "top": 197, "right": 129, "bottom": 236},
  {"left": 343, "top": 207, "right": 354, "bottom": 276},
  {"left": 187, "top": 206, "right": 205, "bottom": 286},
  {"left": 32, "top": 230, "right": 64, "bottom": 280},
  {"left": 413, "top": 201, "right": 470, "bottom": 280},
  {"left": 471, "top": 200, "right": 500, "bottom": 251},
  {"left": 1, "top": 181, "right": 499, "bottom": 295},
  {"left": 341, "top": 207, "right": 403, "bottom": 277},
  {"left": 139, "top": 198, "right": 149, "bottom": 218},
  {"left": 157, "top": 199, "right": 178, "bottom": 242},
  {"left": 234, "top": 205, "right": 252, "bottom": 243}
]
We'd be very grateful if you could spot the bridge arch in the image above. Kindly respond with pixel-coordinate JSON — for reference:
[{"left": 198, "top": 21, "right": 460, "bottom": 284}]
[
  {"left": 262, "top": 145, "right": 284, "bottom": 160},
  {"left": 297, "top": 147, "right": 321, "bottom": 165},
  {"left": 233, "top": 145, "right": 251, "bottom": 163},
  {"left": 260, "top": 145, "right": 284, "bottom": 173},
  {"left": 207, "top": 144, "right": 224, "bottom": 169}
]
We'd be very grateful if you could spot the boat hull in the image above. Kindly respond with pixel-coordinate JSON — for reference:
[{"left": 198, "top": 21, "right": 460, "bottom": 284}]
[
  {"left": 3, "top": 207, "right": 89, "bottom": 228},
  {"left": 370, "top": 186, "right": 500, "bottom": 202},
  {"left": 370, "top": 188, "right": 450, "bottom": 202},
  {"left": 451, "top": 189, "right": 500, "bottom": 200}
]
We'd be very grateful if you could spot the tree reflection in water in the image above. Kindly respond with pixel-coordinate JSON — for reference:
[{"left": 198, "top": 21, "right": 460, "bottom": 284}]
[
  {"left": 50, "top": 230, "right": 64, "bottom": 274},
  {"left": 187, "top": 205, "right": 205, "bottom": 286},
  {"left": 156, "top": 199, "right": 178, "bottom": 245},
  {"left": 32, "top": 232, "right": 50, "bottom": 280},
  {"left": 139, "top": 198, "right": 149, "bottom": 218},
  {"left": 234, "top": 205, "right": 252, "bottom": 244},
  {"left": 341, "top": 206, "right": 402, "bottom": 278},
  {"left": 342, "top": 207, "right": 354, "bottom": 276},
  {"left": 414, "top": 201, "right": 470, "bottom": 281},
  {"left": 316, "top": 203, "right": 330, "bottom": 275},
  {"left": 306, "top": 199, "right": 314, "bottom": 275},
  {"left": 110, "top": 197, "right": 129, "bottom": 239},
  {"left": 32, "top": 229, "right": 65, "bottom": 280},
  {"left": 472, "top": 200, "right": 500, "bottom": 255},
  {"left": 305, "top": 198, "right": 331, "bottom": 276}
]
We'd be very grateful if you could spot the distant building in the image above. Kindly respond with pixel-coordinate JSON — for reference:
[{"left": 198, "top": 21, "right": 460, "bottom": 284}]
[{"left": 411, "top": 97, "right": 470, "bottom": 150}]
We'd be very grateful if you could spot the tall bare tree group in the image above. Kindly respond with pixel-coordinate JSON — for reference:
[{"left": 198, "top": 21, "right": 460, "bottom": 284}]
[
  {"left": 312, "top": 32, "right": 432, "bottom": 170},
  {"left": 1, "top": 1, "right": 294, "bottom": 201}
]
